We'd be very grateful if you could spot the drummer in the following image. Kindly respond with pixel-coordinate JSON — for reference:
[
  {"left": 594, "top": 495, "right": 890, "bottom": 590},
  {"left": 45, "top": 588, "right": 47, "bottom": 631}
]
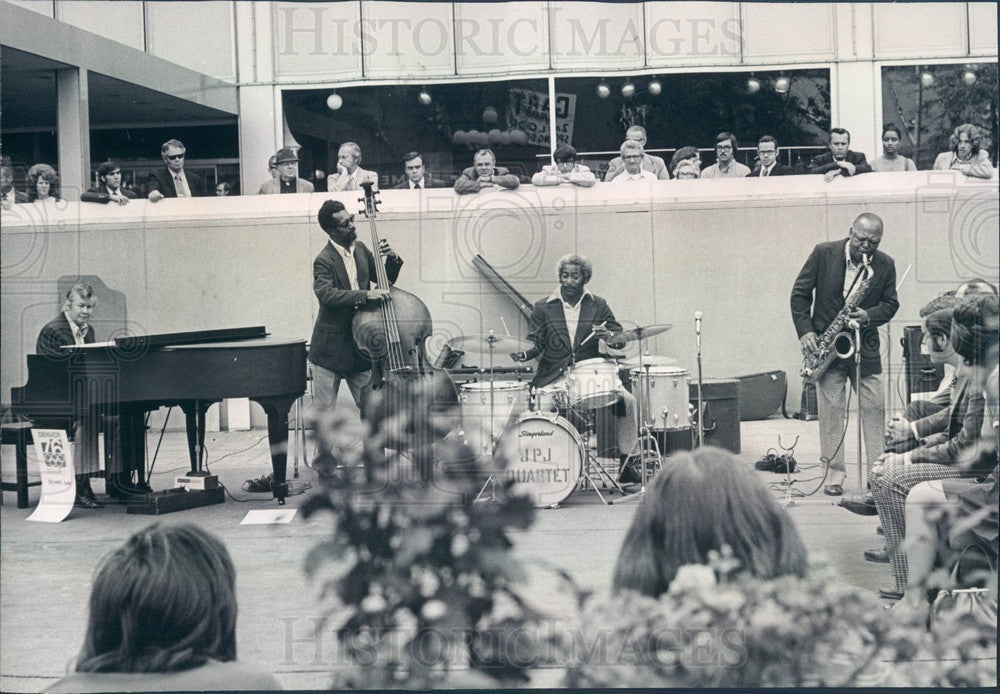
[{"left": 511, "top": 254, "right": 638, "bottom": 461}]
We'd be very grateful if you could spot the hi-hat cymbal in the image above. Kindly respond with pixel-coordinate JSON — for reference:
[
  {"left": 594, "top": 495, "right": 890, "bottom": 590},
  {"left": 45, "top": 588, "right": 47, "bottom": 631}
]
[
  {"left": 448, "top": 334, "right": 532, "bottom": 354},
  {"left": 620, "top": 323, "right": 672, "bottom": 342},
  {"left": 622, "top": 354, "right": 678, "bottom": 367}
]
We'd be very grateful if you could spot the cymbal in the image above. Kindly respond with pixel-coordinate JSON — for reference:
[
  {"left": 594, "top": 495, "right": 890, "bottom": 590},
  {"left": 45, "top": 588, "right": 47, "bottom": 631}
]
[
  {"left": 448, "top": 334, "right": 532, "bottom": 354},
  {"left": 622, "top": 354, "right": 678, "bottom": 367},
  {"left": 620, "top": 323, "right": 672, "bottom": 342}
]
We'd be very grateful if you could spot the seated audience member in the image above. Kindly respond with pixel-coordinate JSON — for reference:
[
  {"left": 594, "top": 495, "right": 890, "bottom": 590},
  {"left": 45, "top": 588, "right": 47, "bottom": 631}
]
[
  {"left": 747, "top": 136, "right": 795, "bottom": 177},
  {"left": 672, "top": 159, "right": 701, "bottom": 180},
  {"left": 81, "top": 161, "right": 137, "bottom": 205},
  {"left": 610, "top": 141, "right": 658, "bottom": 184},
  {"left": 329, "top": 142, "right": 378, "bottom": 192},
  {"left": 393, "top": 151, "right": 445, "bottom": 189},
  {"left": 604, "top": 126, "right": 669, "bottom": 182},
  {"left": 26, "top": 163, "right": 61, "bottom": 203},
  {"left": 267, "top": 155, "right": 278, "bottom": 179},
  {"left": 146, "top": 139, "right": 206, "bottom": 201},
  {"left": 871, "top": 124, "right": 917, "bottom": 172},
  {"left": 1, "top": 155, "right": 28, "bottom": 209},
  {"left": 215, "top": 181, "right": 233, "bottom": 196},
  {"left": 867, "top": 295, "right": 996, "bottom": 600},
  {"left": 258, "top": 148, "right": 314, "bottom": 194},
  {"left": 531, "top": 144, "right": 597, "bottom": 187},
  {"left": 454, "top": 149, "right": 520, "bottom": 194},
  {"left": 35, "top": 284, "right": 103, "bottom": 509},
  {"left": 810, "top": 128, "right": 873, "bottom": 182},
  {"left": 701, "top": 132, "right": 750, "bottom": 179},
  {"left": 933, "top": 123, "right": 994, "bottom": 179},
  {"left": 47, "top": 523, "right": 281, "bottom": 692},
  {"left": 668, "top": 146, "right": 701, "bottom": 179},
  {"left": 612, "top": 447, "right": 808, "bottom": 597}
]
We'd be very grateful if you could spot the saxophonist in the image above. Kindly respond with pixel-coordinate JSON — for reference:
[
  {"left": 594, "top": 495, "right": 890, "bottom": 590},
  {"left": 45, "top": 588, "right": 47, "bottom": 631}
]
[{"left": 790, "top": 213, "right": 900, "bottom": 495}]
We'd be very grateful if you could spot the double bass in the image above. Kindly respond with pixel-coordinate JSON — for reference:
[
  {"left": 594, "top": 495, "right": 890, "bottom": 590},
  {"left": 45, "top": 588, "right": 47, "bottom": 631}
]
[{"left": 351, "top": 182, "right": 459, "bottom": 462}]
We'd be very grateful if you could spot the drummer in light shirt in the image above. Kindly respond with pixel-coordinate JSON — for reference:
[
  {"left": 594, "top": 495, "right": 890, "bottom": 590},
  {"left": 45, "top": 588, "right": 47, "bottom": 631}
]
[{"left": 511, "top": 254, "right": 638, "bottom": 463}]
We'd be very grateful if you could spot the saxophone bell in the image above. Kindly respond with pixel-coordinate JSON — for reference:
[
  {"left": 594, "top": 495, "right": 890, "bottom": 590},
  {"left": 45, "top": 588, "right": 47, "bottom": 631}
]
[{"left": 832, "top": 331, "right": 856, "bottom": 359}]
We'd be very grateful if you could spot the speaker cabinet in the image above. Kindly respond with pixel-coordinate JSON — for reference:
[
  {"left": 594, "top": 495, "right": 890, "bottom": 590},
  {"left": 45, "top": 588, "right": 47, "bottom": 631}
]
[{"left": 902, "top": 325, "right": 944, "bottom": 401}]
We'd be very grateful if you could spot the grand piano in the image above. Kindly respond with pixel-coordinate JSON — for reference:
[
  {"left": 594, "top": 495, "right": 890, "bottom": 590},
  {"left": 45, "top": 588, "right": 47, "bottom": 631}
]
[{"left": 10, "top": 327, "right": 307, "bottom": 506}]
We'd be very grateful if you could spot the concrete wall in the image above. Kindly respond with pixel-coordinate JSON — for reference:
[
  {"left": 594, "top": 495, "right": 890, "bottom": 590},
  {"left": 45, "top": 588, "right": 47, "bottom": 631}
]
[{"left": 3, "top": 172, "right": 997, "bottom": 426}]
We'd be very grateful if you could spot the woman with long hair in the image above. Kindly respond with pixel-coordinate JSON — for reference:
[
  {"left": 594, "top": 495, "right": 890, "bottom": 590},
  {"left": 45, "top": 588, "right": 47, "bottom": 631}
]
[
  {"left": 26, "top": 163, "right": 61, "bottom": 202},
  {"left": 612, "top": 446, "right": 808, "bottom": 597},
  {"left": 47, "top": 523, "right": 280, "bottom": 692}
]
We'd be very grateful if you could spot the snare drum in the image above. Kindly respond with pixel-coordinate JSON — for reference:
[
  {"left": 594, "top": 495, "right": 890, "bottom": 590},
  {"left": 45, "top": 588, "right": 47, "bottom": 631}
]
[
  {"left": 533, "top": 383, "right": 568, "bottom": 412},
  {"left": 630, "top": 366, "right": 691, "bottom": 431},
  {"left": 566, "top": 358, "right": 622, "bottom": 410},
  {"left": 495, "top": 413, "right": 583, "bottom": 508},
  {"left": 459, "top": 381, "right": 529, "bottom": 440}
]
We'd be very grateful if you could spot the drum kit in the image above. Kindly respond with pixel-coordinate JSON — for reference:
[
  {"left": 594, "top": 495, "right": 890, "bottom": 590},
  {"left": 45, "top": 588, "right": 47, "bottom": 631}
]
[{"left": 446, "top": 323, "right": 692, "bottom": 508}]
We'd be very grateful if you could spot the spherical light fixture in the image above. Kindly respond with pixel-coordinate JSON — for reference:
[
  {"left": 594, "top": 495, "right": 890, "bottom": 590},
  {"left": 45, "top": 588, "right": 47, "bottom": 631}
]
[
  {"left": 647, "top": 79, "right": 662, "bottom": 96},
  {"left": 920, "top": 71, "right": 934, "bottom": 88},
  {"left": 962, "top": 67, "right": 977, "bottom": 86},
  {"left": 621, "top": 81, "right": 636, "bottom": 98},
  {"left": 774, "top": 76, "right": 790, "bottom": 94},
  {"left": 746, "top": 77, "right": 761, "bottom": 94},
  {"left": 596, "top": 81, "right": 611, "bottom": 99},
  {"left": 326, "top": 92, "right": 343, "bottom": 110},
  {"left": 418, "top": 88, "right": 432, "bottom": 105}
]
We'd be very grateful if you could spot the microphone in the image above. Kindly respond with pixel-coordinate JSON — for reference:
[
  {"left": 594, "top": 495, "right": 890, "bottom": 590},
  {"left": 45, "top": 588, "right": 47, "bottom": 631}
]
[{"left": 694, "top": 311, "right": 702, "bottom": 335}]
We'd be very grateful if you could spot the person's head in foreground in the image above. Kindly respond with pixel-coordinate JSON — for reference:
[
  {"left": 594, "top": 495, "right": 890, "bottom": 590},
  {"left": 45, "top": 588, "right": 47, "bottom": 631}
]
[
  {"left": 612, "top": 447, "right": 809, "bottom": 597},
  {"left": 75, "top": 522, "right": 237, "bottom": 672}
]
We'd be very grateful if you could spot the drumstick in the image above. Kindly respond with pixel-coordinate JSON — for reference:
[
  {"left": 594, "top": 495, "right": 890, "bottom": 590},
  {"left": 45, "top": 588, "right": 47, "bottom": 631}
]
[
  {"left": 500, "top": 316, "right": 510, "bottom": 336},
  {"left": 579, "top": 321, "right": 606, "bottom": 346}
]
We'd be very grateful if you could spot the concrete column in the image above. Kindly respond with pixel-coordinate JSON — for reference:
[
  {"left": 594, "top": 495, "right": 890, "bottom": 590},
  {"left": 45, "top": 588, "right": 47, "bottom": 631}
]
[
  {"left": 238, "top": 84, "right": 279, "bottom": 194},
  {"left": 831, "top": 61, "right": 879, "bottom": 164},
  {"left": 55, "top": 67, "right": 90, "bottom": 202}
]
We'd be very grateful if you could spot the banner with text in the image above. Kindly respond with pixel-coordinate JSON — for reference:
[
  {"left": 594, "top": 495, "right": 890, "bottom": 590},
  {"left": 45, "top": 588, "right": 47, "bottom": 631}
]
[
  {"left": 28, "top": 429, "right": 75, "bottom": 522},
  {"left": 507, "top": 88, "right": 576, "bottom": 148}
]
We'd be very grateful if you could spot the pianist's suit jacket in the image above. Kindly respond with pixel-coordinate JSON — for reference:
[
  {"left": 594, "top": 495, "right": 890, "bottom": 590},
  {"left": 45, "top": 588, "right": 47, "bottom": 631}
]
[
  {"left": 308, "top": 241, "right": 403, "bottom": 374},
  {"left": 36, "top": 313, "right": 94, "bottom": 358},
  {"left": 144, "top": 168, "right": 207, "bottom": 198},
  {"left": 523, "top": 293, "right": 623, "bottom": 388}
]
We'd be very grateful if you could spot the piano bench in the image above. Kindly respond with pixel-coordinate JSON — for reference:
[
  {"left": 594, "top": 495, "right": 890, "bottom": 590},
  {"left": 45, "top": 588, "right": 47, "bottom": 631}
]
[{"left": 1, "top": 421, "right": 40, "bottom": 509}]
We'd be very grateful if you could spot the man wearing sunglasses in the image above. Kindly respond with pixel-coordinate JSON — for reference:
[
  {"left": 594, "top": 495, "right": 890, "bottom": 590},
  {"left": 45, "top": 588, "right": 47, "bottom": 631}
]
[{"left": 146, "top": 139, "right": 206, "bottom": 202}]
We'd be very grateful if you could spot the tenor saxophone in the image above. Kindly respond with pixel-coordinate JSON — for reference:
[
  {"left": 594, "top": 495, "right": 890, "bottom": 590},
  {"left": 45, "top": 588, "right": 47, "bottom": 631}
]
[{"left": 800, "top": 258, "right": 874, "bottom": 384}]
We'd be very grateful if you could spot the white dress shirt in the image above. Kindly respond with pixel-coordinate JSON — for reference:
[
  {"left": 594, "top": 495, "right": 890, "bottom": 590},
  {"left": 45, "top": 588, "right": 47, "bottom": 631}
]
[
  {"left": 63, "top": 312, "right": 88, "bottom": 345},
  {"left": 548, "top": 289, "right": 591, "bottom": 346},
  {"left": 330, "top": 240, "right": 360, "bottom": 290}
]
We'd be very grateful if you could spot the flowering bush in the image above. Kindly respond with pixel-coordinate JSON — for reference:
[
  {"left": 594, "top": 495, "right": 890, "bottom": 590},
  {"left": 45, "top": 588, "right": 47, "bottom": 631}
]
[
  {"left": 553, "top": 555, "right": 997, "bottom": 688},
  {"left": 301, "top": 379, "right": 539, "bottom": 689}
]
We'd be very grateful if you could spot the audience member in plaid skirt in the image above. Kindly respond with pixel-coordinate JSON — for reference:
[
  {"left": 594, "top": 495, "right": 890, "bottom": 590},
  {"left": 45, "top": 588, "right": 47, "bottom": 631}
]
[{"left": 871, "top": 295, "right": 998, "bottom": 594}]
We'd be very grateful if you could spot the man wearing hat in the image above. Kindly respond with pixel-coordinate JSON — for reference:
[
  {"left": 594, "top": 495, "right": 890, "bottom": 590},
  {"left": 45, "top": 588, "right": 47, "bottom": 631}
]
[
  {"left": 531, "top": 145, "right": 597, "bottom": 187},
  {"left": 258, "top": 148, "right": 314, "bottom": 194}
]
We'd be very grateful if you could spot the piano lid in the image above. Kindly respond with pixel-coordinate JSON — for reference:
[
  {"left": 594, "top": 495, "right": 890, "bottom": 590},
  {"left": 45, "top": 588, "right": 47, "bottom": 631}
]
[{"left": 59, "top": 326, "right": 269, "bottom": 352}]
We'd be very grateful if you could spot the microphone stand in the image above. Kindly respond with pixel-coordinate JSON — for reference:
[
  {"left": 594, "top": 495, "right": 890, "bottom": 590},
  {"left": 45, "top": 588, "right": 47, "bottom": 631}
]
[
  {"left": 854, "top": 323, "right": 864, "bottom": 497},
  {"left": 695, "top": 313, "right": 704, "bottom": 448}
]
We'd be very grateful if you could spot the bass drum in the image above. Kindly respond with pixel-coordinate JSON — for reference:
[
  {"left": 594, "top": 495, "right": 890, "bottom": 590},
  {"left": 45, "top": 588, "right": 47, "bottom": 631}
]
[{"left": 494, "top": 413, "right": 583, "bottom": 508}]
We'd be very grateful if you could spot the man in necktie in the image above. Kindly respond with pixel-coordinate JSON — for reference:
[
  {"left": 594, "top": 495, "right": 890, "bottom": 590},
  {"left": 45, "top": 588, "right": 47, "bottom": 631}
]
[
  {"left": 146, "top": 139, "right": 207, "bottom": 202},
  {"left": 393, "top": 151, "right": 444, "bottom": 189},
  {"left": 330, "top": 142, "right": 379, "bottom": 192},
  {"left": 747, "top": 136, "right": 795, "bottom": 178}
]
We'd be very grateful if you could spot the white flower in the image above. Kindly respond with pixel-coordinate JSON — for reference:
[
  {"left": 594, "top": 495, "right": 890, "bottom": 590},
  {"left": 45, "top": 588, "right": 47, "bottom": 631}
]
[
  {"left": 421, "top": 599, "right": 448, "bottom": 621},
  {"left": 669, "top": 564, "right": 717, "bottom": 593},
  {"left": 451, "top": 534, "right": 470, "bottom": 557},
  {"left": 361, "top": 593, "right": 387, "bottom": 613}
]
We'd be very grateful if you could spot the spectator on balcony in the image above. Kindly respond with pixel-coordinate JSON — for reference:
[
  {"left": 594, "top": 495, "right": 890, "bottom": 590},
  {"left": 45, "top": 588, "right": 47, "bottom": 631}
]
[
  {"left": 330, "top": 142, "right": 378, "bottom": 192},
  {"left": 26, "top": 163, "right": 61, "bottom": 203},
  {"left": 393, "top": 152, "right": 445, "bottom": 189},
  {"left": 82, "top": 161, "right": 137, "bottom": 205},
  {"left": 531, "top": 145, "right": 597, "bottom": 188},
  {"left": 610, "top": 141, "right": 658, "bottom": 184},
  {"left": 258, "top": 148, "right": 314, "bottom": 195},
  {"left": 747, "top": 136, "right": 795, "bottom": 177},
  {"left": 933, "top": 124, "right": 994, "bottom": 179},
  {"left": 146, "top": 140, "right": 206, "bottom": 201},
  {"left": 604, "top": 126, "right": 669, "bottom": 182},
  {"left": 701, "top": 132, "right": 750, "bottom": 179},
  {"left": 454, "top": 149, "right": 520, "bottom": 194},
  {"left": 1, "top": 155, "right": 28, "bottom": 209},
  {"left": 871, "top": 124, "right": 917, "bottom": 173},
  {"left": 668, "top": 146, "right": 701, "bottom": 179},
  {"left": 810, "top": 128, "right": 873, "bottom": 182},
  {"left": 672, "top": 160, "right": 701, "bottom": 180},
  {"left": 216, "top": 181, "right": 233, "bottom": 196}
]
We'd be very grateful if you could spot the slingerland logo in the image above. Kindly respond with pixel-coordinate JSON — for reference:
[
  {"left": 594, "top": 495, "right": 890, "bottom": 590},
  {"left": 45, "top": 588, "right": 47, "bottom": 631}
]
[{"left": 521, "top": 429, "right": 555, "bottom": 438}]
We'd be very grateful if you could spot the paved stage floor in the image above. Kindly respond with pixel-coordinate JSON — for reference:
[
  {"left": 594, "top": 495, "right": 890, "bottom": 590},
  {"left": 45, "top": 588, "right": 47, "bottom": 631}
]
[{"left": 0, "top": 416, "right": 955, "bottom": 690}]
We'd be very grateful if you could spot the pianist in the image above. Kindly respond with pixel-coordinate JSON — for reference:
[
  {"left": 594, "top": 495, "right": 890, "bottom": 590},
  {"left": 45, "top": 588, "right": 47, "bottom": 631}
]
[{"left": 35, "top": 284, "right": 103, "bottom": 509}]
